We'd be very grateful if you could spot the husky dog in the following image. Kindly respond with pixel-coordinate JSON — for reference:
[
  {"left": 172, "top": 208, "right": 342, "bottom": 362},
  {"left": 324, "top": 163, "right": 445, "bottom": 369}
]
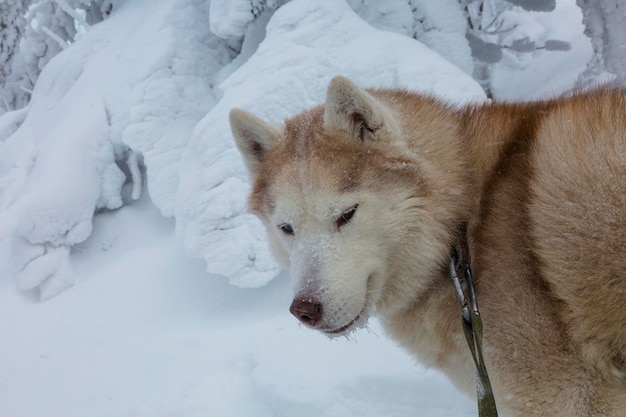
[{"left": 229, "top": 76, "right": 626, "bottom": 416}]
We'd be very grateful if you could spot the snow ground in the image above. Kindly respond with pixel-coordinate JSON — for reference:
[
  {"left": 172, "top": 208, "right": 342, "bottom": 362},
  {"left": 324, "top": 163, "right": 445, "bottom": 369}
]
[
  {"left": 0, "top": 194, "right": 474, "bottom": 417},
  {"left": 0, "top": 0, "right": 591, "bottom": 416}
]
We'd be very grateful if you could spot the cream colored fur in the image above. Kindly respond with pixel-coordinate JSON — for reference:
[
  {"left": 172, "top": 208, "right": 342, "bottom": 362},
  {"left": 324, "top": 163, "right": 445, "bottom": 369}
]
[{"left": 230, "top": 76, "right": 626, "bottom": 416}]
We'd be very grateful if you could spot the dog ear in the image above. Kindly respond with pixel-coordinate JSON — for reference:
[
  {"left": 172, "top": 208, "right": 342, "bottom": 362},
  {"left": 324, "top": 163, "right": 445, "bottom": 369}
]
[
  {"left": 323, "top": 76, "right": 399, "bottom": 143},
  {"left": 230, "top": 108, "right": 283, "bottom": 175}
]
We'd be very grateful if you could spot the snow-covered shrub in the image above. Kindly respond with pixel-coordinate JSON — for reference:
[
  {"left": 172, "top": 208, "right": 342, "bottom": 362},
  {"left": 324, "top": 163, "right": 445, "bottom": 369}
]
[
  {"left": 72, "top": 0, "right": 126, "bottom": 24},
  {"left": 0, "top": 0, "right": 233, "bottom": 299},
  {"left": 576, "top": 0, "right": 626, "bottom": 83},
  {"left": 462, "top": 0, "right": 571, "bottom": 95},
  {"left": 209, "top": 0, "right": 287, "bottom": 40},
  {"left": 1, "top": 1, "right": 77, "bottom": 112},
  {"left": 348, "top": 0, "right": 474, "bottom": 75},
  {"left": 0, "top": 0, "right": 34, "bottom": 113},
  {"left": 347, "top": 0, "right": 572, "bottom": 96},
  {"left": 0, "top": 0, "right": 126, "bottom": 114}
]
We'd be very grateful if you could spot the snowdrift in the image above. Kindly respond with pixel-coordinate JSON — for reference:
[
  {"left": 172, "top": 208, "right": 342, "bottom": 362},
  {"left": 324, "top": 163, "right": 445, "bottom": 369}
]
[{"left": 0, "top": 0, "right": 484, "bottom": 299}]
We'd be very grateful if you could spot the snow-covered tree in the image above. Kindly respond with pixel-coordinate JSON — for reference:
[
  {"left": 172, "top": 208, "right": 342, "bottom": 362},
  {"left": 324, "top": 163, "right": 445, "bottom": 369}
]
[
  {"left": 72, "top": 0, "right": 125, "bottom": 24},
  {"left": 0, "top": 0, "right": 125, "bottom": 114},
  {"left": 462, "top": 0, "right": 571, "bottom": 96},
  {"left": 347, "top": 0, "right": 571, "bottom": 97},
  {"left": 208, "top": 0, "right": 289, "bottom": 83},
  {"left": 3, "top": 0, "right": 78, "bottom": 112},
  {"left": 577, "top": 0, "right": 626, "bottom": 83},
  {"left": 0, "top": 0, "right": 32, "bottom": 113},
  {"left": 348, "top": 0, "right": 474, "bottom": 75}
]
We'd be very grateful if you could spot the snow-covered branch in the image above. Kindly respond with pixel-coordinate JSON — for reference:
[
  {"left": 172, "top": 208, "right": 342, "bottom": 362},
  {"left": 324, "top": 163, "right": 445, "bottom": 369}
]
[
  {"left": 53, "top": 0, "right": 92, "bottom": 31},
  {"left": 126, "top": 151, "right": 142, "bottom": 201},
  {"left": 577, "top": 0, "right": 626, "bottom": 82},
  {"left": 40, "top": 25, "right": 69, "bottom": 50}
]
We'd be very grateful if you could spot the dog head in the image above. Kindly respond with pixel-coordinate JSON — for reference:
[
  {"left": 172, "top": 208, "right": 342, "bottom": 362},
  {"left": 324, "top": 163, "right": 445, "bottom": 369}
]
[{"left": 230, "top": 76, "right": 452, "bottom": 335}]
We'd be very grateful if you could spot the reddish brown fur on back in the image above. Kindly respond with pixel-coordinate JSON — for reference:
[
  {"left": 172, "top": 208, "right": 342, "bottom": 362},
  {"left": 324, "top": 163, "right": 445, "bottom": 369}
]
[{"left": 457, "top": 89, "right": 626, "bottom": 415}]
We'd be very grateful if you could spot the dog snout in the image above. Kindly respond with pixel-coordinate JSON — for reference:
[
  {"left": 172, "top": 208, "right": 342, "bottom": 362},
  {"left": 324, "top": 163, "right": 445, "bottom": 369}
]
[{"left": 289, "top": 298, "right": 323, "bottom": 327}]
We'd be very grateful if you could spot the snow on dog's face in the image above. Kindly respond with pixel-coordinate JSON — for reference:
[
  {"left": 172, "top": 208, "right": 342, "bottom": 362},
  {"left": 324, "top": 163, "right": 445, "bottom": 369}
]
[{"left": 230, "top": 76, "right": 435, "bottom": 336}]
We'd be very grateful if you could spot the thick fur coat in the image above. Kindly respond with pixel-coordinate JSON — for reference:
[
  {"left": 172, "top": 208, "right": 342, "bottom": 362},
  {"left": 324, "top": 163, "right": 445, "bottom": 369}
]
[{"left": 230, "top": 76, "right": 626, "bottom": 416}]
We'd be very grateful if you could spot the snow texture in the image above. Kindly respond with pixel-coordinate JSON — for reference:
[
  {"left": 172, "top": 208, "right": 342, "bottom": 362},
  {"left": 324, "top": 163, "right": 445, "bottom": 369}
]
[
  {"left": 0, "top": 0, "right": 232, "bottom": 299},
  {"left": 577, "top": 0, "right": 626, "bottom": 82},
  {"left": 0, "top": 0, "right": 30, "bottom": 109},
  {"left": 348, "top": 0, "right": 474, "bottom": 75},
  {"left": 490, "top": 0, "right": 592, "bottom": 99},
  {"left": 209, "top": 0, "right": 259, "bottom": 39},
  {"left": 1, "top": 0, "right": 76, "bottom": 112}
]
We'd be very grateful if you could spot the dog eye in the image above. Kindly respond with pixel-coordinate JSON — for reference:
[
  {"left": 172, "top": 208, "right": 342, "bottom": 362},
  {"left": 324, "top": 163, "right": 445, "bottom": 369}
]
[
  {"left": 279, "top": 223, "right": 294, "bottom": 235},
  {"left": 336, "top": 204, "right": 358, "bottom": 229}
]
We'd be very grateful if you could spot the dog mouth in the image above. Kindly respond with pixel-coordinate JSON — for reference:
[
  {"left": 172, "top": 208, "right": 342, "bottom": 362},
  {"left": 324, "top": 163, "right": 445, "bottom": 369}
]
[
  {"left": 320, "top": 304, "right": 369, "bottom": 336},
  {"left": 319, "top": 274, "right": 377, "bottom": 336}
]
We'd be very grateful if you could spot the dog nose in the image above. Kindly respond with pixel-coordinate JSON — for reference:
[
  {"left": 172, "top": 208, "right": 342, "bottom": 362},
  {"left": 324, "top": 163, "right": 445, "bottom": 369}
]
[{"left": 289, "top": 298, "right": 323, "bottom": 327}]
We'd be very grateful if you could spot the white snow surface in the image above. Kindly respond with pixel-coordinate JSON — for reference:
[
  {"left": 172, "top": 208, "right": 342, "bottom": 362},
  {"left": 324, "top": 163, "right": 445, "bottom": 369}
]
[{"left": 0, "top": 0, "right": 590, "bottom": 415}]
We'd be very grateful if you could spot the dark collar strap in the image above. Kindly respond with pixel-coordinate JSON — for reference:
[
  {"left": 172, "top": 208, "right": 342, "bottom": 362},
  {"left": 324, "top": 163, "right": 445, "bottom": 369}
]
[{"left": 450, "top": 223, "right": 499, "bottom": 417}]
